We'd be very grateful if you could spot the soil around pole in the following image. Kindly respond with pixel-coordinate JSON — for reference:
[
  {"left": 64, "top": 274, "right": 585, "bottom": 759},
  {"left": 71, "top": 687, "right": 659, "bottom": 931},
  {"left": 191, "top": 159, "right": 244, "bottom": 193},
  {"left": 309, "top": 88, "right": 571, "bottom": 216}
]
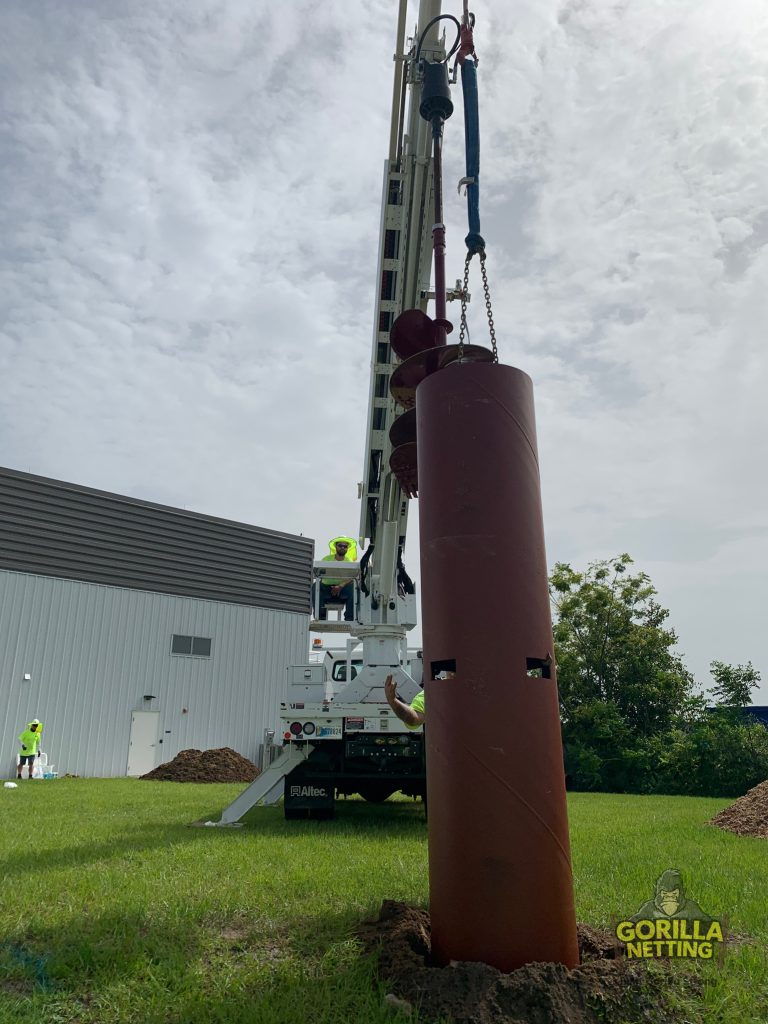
[
  {"left": 140, "top": 747, "right": 260, "bottom": 783},
  {"left": 358, "top": 901, "right": 703, "bottom": 1024},
  {"left": 708, "top": 779, "right": 768, "bottom": 837}
]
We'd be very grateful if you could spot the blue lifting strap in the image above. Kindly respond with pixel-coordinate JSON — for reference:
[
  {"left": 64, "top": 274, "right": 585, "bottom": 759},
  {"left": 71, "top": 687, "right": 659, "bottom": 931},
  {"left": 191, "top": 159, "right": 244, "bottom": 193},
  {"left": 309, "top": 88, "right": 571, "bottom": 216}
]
[{"left": 461, "top": 58, "right": 485, "bottom": 255}]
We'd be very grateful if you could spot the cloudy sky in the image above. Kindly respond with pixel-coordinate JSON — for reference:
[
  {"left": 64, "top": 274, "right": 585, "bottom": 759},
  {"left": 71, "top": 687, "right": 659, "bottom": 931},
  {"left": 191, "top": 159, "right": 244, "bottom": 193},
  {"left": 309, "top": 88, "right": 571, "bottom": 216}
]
[{"left": 1, "top": 0, "right": 766, "bottom": 700}]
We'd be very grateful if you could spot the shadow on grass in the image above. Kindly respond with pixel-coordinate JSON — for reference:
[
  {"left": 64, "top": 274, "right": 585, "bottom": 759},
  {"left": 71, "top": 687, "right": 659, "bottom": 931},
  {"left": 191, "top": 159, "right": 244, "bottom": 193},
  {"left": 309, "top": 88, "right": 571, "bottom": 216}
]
[
  {"left": 0, "top": 910, "right": 210, "bottom": 1015},
  {"left": 0, "top": 801, "right": 426, "bottom": 881},
  {"left": 1, "top": 905, "right": 396, "bottom": 1024},
  {"left": 237, "top": 796, "right": 427, "bottom": 836},
  {"left": 0, "top": 821, "right": 210, "bottom": 879}
]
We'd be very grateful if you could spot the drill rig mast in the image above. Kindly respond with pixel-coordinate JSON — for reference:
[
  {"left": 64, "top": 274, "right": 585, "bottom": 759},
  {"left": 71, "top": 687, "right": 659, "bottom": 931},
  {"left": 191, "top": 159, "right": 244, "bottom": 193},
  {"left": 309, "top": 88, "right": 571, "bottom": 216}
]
[
  {"left": 310, "top": 0, "right": 446, "bottom": 705},
  {"left": 216, "top": 0, "right": 474, "bottom": 822}
]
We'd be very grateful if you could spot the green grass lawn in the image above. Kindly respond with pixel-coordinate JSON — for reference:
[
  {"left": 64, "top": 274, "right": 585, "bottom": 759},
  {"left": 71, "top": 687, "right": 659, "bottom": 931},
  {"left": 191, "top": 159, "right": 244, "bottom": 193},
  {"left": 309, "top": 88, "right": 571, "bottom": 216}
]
[{"left": 0, "top": 780, "right": 766, "bottom": 1023}]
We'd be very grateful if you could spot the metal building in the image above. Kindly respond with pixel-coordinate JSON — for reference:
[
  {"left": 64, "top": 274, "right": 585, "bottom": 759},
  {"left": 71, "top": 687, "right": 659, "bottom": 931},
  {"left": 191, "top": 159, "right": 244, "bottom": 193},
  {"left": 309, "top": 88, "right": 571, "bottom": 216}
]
[{"left": 0, "top": 467, "right": 313, "bottom": 778}]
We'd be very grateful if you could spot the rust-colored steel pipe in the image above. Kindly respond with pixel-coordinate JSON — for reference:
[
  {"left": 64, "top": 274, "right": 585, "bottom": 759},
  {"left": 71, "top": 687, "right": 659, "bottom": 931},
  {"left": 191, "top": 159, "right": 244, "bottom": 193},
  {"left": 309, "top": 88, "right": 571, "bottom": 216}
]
[{"left": 417, "top": 360, "right": 579, "bottom": 972}]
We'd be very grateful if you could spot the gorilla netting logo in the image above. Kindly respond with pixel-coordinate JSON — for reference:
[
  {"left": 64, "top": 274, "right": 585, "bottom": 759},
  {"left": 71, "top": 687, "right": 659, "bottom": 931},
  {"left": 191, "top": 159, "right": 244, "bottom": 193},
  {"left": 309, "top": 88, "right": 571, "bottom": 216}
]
[{"left": 615, "top": 869, "right": 725, "bottom": 959}]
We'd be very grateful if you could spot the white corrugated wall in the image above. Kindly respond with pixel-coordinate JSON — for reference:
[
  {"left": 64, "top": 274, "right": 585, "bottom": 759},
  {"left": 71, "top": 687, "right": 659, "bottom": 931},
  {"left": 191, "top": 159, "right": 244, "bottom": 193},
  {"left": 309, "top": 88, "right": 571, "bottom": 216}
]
[{"left": 0, "top": 569, "right": 307, "bottom": 777}]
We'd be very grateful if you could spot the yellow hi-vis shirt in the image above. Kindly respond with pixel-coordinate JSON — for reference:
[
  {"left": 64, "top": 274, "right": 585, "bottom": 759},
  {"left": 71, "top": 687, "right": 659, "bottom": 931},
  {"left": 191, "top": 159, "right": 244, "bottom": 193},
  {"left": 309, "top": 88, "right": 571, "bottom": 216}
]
[
  {"left": 18, "top": 723, "right": 43, "bottom": 756},
  {"left": 321, "top": 535, "right": 358, "bottom": 586},
  {"left": 405, "top": 690, "right": 425, "bottom": 729}
]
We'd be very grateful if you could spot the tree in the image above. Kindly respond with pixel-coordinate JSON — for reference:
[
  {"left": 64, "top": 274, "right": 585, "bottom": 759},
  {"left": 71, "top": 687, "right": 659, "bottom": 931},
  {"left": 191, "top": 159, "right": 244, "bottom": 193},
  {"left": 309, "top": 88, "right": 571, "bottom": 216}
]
[
  {"left": 647, "top": 715, "right": 768, "bottom": 798},
  {"left": 549, "top": 556, "right": 768, "bottom": 795},
  {"left": 550, "top": 554, "right": 695, "bottom": 791},
  {"left": 709, "top": 660, "right": 761, "bottom": 708}
]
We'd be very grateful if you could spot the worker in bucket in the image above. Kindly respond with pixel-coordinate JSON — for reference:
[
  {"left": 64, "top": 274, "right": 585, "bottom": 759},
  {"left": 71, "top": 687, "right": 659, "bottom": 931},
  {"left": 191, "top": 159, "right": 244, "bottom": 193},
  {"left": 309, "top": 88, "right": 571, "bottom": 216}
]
[
  {"left": 16, "top": 718, "right": 44, "bottom": 779},
  {"left": 384, "top": 675, "right": 425, "bottom": 729},
  {"left": 316, "top": 536, "right": 358, "bottom": 621}
]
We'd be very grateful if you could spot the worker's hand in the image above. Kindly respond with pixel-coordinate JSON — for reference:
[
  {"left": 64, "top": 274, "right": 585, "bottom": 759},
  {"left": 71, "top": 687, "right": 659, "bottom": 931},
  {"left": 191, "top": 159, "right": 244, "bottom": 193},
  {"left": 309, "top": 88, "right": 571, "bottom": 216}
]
[
  {"left": 330, "top": 585, "right": 341, "bottom": 596},
  {"left": 21, "top": 745, "right": 27, "bottom": 751},
  {"left": 384, "top": 675, "right": 398, "bottom": 710}
]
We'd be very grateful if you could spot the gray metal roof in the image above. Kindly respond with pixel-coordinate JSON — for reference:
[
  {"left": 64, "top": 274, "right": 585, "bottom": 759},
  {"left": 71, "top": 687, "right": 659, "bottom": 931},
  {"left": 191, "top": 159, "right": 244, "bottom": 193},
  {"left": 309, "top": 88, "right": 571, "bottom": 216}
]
[{"left": 0, "top": 466, "right": 314, "bottom": 613}]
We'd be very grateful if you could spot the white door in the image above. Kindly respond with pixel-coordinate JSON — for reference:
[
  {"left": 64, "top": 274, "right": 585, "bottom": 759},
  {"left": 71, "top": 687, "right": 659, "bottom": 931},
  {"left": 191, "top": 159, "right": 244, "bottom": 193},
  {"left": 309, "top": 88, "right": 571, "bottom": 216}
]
[{"left": 127, "top": 711, "right": 160, "bottom": 776}]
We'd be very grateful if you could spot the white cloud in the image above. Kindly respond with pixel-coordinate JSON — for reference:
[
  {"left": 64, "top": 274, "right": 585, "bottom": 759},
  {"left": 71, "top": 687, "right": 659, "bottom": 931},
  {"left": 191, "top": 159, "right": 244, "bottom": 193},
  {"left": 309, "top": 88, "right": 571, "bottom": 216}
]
[{"left": 1, "top": 0, "right": 766, "bottom": 700}]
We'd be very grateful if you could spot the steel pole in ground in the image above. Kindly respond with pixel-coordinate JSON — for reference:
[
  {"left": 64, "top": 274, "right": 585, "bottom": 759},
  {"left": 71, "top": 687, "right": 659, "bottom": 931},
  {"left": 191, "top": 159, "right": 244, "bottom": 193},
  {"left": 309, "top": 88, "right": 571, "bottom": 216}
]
[{"left": 417, "top": 360, "right": 579, "bottom": 972}]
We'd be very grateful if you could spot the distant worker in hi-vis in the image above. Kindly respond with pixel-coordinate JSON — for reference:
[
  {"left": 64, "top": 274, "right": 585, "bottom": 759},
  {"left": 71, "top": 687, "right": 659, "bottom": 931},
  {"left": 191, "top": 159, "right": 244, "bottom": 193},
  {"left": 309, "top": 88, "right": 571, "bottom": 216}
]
[
  {"left": 316, "top": 536, "right": 358, "bottom": 621},
  {"left": 17, "top": 718, "right": 43, "bottom": 779}
]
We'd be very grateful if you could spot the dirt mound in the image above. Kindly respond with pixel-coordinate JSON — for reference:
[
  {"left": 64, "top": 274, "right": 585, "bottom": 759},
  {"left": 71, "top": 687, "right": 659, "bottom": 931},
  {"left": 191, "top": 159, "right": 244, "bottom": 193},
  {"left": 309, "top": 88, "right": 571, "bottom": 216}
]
[
  {"left": 358, "top": 901, "right": 701, "bottom": 1024},
  {"left": 141, "top": 747, "right": 260, "bottom": 783},
  {"left": 709, "top": 779, "right": 768, "bottom": 837}
]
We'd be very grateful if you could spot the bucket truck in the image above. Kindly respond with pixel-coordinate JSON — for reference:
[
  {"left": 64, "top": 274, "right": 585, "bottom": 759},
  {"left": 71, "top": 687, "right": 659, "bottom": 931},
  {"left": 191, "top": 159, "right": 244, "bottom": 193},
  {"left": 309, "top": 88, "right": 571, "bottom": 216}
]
[{"left": 217, "top": 0, "right": 471, "bottom": 823}]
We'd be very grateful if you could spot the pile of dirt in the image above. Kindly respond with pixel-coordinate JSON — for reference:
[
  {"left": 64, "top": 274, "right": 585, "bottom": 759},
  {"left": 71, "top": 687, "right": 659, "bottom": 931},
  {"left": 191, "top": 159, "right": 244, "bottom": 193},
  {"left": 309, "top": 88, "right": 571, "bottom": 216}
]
[
  {"left": 358, "top": 901, "right": 702, "bottom": 1024},
  {"left": 709, "top": 779, "right": 768, "bottom": 837},
  {"left": 141, "top": 747, "right": 260, "bottom": 783}
]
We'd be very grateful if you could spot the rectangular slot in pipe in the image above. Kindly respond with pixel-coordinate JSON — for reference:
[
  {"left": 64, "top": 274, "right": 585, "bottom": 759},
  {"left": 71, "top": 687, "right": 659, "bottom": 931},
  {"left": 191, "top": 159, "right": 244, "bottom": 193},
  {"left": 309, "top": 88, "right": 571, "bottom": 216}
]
[{"left": 431, "top": 659, "right": 456, "bottom": 680}]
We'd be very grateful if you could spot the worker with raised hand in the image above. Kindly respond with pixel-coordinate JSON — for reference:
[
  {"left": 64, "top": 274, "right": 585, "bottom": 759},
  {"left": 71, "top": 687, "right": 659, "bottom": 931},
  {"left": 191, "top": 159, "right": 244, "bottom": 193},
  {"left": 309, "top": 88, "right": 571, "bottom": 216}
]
[
  {"left": 17, "top": 718, "right": 44, "bottom": 779},
  {"left": 384, "top": 675, "right": 425, "bottom": 729},
  {"left": 317, "top": 536, "right": 358, "bottom": 621}
]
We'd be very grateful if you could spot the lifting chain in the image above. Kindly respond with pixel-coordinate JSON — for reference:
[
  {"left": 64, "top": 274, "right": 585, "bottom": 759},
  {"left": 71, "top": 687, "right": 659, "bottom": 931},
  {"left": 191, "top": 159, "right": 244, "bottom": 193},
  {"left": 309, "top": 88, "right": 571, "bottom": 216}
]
[
  {"left": 457, "top": 252, "right": 471, "bottom": 362},
  {"left": 480, "top": 251, "right": 498, "bottom": 363},
  {"left": 457, "top": 251, "right": 498, "bottom": 363}
]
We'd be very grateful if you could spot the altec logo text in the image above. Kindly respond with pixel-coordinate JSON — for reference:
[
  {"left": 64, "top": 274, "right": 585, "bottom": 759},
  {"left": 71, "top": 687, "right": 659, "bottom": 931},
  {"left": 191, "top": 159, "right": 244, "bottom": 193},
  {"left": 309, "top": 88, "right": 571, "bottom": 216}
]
[{"left": 290, "top": 785, "right": 327, "bottom": 798}]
